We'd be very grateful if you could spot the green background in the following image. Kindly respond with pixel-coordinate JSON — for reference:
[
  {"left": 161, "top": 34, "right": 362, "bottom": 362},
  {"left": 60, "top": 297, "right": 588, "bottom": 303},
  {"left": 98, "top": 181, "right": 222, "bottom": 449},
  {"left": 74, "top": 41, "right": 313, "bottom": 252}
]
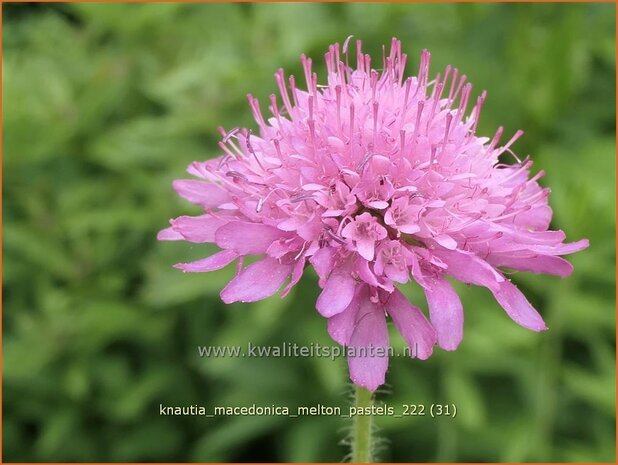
[{"left": 3, "top": 2, "right": 616, "bottom": 462}]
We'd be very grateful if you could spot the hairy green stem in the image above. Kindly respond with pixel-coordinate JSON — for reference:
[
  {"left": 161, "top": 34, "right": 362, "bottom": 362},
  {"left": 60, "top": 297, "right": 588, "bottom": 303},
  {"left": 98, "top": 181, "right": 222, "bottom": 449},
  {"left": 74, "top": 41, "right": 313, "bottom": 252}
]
[{"left": 351, "top": 385, "right": 374, "bottom": 463}]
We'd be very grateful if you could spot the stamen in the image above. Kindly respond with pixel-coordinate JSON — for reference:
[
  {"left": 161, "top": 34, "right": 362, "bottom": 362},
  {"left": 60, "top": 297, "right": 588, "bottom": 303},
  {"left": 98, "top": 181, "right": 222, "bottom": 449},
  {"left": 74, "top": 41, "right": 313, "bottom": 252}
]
[
  {"left": 300, "top": 54, "right": 313, "bottom": 92},
  {"left": 269, "top": 94, "right": 281, "bottom": 121},
  {"left": 343, "top": 35, "right": 353, "bottom": 55},
  {"left": 216, "top": 154, "right": 233, "bottom": 170},
  {"left": 498, "top": 130, "right": 524, "bottom": 155},
  {"left": 289, "top": 75, "right": 298, "bottom": 107},
  {"left": 326, "top": 227, "right": 346, "bottom": 244},
  {"left": 429, "top": 145, "right": 437, "bottom": 167},
  {"left": 338, "top": 60, "right": 349, "bottom": 92},
  {"left": 325, "top": 47, "right": 335, "bottom": 75},
  {"left": 440, "top": 65, "right": 452, "bottom": 100},
  {"left": 221, "top": 127, "right": 240, "bottom": 143},
  {"left": 307, "top": 96, "right": 318, "bottom": 157},
  {"left": 256, "top": 186, "right": 288, "bottom": 212},
  {"left": 465, "top": 232, "right": 504, "bottom": 244},
  {"left": 245, "top": 131, "right": 266, "bottom": 171},
  {"left": 427, "top": 79, "right": 444, "bottom": 132},
  {"left": 218, "top": 141, "right": 239, "bottom": 160},
  {"left": 470, "top": 90, "right": 487, "bottom": 132},
  {"left": 273, "top": 138, "right": 283, "bottom": 159},
  {"left": 311, "top": 72, "right": 318, "bottom": 105},
  {"left": 454, "top": 83, "right": 473, "bottom": 125},
  {"left": 398, "top": 53, "right": 408, "bottom": 86},
  {"left": 388, "top": 37, "right": 399, "bottom": 65},
  {"left": 356, "top": 151, "right": 375, "bottom": 173},
  {"left": 504, "top": 148, "right": 523, "bottom": 163},
  {"left": 226, "top": 170, "right": 248, "bottom": 182},
  {"left": 519, "top": 188, "right": 549, "bottom": 205},
  {"left": 399, "top": 78, "right": 413, "bottom": 128},
  {"left": 529, "top": 169, "right": 545, "bottom": 183},
  {"left": 441, "top": 113, "right": 453, "bottom": 153},
  {"left": 418, "top": 49, "right": 431, "bottom": 96},
  {"left": 488, "top": 126, "right": 504, "bottom": 151},
  {"left": 294, "top": 241, "right": 308, "bottom": 261},
  {"left": 430, "top": 72, "right": 441, "bottom": 99},
  {"left": 447, "top": 68, "right": 459, "bottom": 103},
  {"left": 443, "top": 212, "right": 483, "bottom": 232},
  {"left": 274, "top": 68, "right": 293, "bottom": 116},
  {"left": 370, "top": 69, "right": 379, "bottom": 103},
  {"left": 412, "top": 100, "right": 424, "bottom": 139},
  {"left": 225, "top": 135, "right": 244, "bottom": 158},
  {"left": 256, "top": 197, "right": 265, "bottom": 213},
  {"left": 247, "top": 94, "right": 267, "bottom": 132},
  {"left": 290, "top": 192, "right": 316, "bottom": 203},
  {"left": 308, "top": 119, "right": 317, "bottom": 153},
  {"left": 333, "top": 42, "right": 341, "bottom": 70},
  {"left": 450, "top": 74, "right": 467, "bottom": 107},
  {"left": 492, "top": 205, "right": 532, "bottom": 222},
  {"left": 343, "top": 35, "right": 353, "bottom": 77}
]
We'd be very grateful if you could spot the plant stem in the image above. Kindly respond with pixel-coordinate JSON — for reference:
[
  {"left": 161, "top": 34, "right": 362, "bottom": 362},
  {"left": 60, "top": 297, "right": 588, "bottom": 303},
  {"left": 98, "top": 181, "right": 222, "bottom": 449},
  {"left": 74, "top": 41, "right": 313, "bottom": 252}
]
[{"left": 351, "top": 385, "right": 374, "bottom": 463}]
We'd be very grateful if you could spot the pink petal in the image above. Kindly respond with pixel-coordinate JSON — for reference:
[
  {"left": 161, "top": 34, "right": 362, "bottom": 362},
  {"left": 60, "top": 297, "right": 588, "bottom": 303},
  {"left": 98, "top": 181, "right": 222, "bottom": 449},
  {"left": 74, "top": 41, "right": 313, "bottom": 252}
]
[
  {"left": 530, "top": 239, "right": 589, "bottom": 256},
  {"left": 488, "top": 254, "right": 574, "bottom": 277},
  {"left": 327, "top": 285, "right": 364, "bottom": 345},
  {"left": 385, "top": 266, "right": 409, "bottom": 284},
  {"left": 357, "top": 259, "right": 394, "bottom": 292},
  {"left": 348, "top": 299, "right": 389, "bottom": 392},
  {"left": 385, "top": 289, "right": 436, "bottom": 360},
  {"left": 356, "top": 239, "right": 375, "bottom": 261},
  {"left": 215, "top": 222, "right": 288, "bottom": 255},
  {"left": 172, "top": 180, "right": 230, "bottom": 208},
  {"left": 297, "top": 216, "right": 324, "bottom": 241},
  {"left": 281, "top": 259, "right": 306, "bottom": 297},
  {"left": 220, "top": 257, "right": 292, "bottom": 304},
  {"left": 157, "top": 226, "right": 184, "bottom": 241},
  {"left": 309, "top": 247, "right": 335, "bottom": 286},
  {"left": 491, "top": 280, "right": 548, "bottom": 331},
  {"left": 316, "top": 267, "right": 357, "bottom": 317},
  {"left": 398, "top": 223, "right": 421, "bottom": 234},
  {"left": 490, "top": 238, "right": 589, "bottom": 256},
  {"left": 174, "top": 249, "right": 237, "bottom": 272},
  {"left": 433, "top": 249, "right": 503, "bottom": 292},
  {"left": 171, "top": 215, "right": 227, "bottom": 243},
  {"left": 424, "top": 276, "right": 463, "bottom": 351},
  {"left": 366, "top": 200, "right": 389, "bottom": 209},
  {"left": 434, "top": 234, "right": 458, "bottom": 250},
  {"left": 516, "top": 204, "right": 552, "bottom": 230},
  {"left": 357, "top": 258, "right": 380, "bottom": 287},
  {"left": 277, "top": 215, "right": 307, "bottom": 231},
  {"left": 505, "top": 229, "right": 566, "bottom": 245}
]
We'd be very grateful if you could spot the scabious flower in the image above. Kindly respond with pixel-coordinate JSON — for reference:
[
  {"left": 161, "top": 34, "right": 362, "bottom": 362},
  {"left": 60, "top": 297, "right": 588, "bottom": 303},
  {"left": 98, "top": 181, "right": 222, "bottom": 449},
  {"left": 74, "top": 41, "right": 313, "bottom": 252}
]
[{"left": 159, "top": 38, "right": 588, "bottom": 391}]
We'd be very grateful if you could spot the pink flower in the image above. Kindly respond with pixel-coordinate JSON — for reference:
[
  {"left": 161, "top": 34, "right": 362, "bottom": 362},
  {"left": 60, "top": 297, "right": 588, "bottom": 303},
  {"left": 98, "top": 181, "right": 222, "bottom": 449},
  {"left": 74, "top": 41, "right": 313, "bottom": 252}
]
[
  {"left": 384, "top": 195, "right": 422, "bottom": 235},
  {"left": 160, "top": 38, "right": 588, "bottom": 391},
  {"left": 341, "top": 212, "right": 388, "bottom": 260}
]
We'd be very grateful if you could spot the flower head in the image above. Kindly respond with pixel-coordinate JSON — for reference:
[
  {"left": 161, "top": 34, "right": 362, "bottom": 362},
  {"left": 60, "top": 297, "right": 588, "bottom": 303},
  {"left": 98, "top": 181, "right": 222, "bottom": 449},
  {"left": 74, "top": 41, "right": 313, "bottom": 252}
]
[{"left": 160, "top": 38, "right": 588, "bottom": 391}]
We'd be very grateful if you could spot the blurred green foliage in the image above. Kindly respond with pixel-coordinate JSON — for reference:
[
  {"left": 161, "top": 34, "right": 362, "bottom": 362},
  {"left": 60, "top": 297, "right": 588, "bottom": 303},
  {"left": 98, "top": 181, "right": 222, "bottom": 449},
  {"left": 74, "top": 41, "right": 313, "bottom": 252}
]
[{"left": 3, "top": 2, "right": 615, "bottom": 462}]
